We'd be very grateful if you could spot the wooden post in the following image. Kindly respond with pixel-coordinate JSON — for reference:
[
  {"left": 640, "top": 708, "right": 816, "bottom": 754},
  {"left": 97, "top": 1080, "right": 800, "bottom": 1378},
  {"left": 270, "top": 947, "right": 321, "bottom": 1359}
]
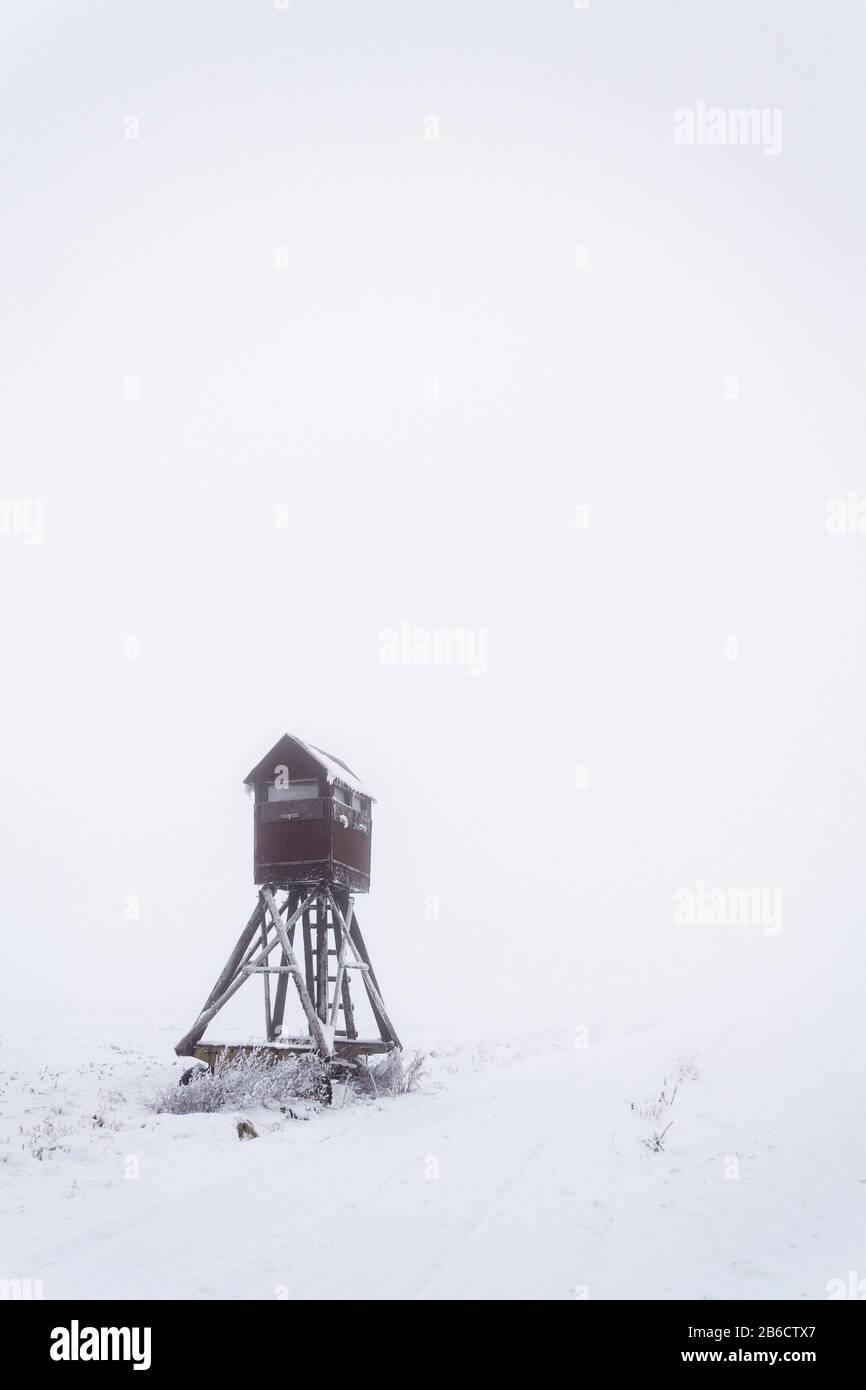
[
  {"left": 316, "top": 892, "right": 329, "bottom": 1023},
  {"left": 270, "top": 888, "right": 297, "bottom": 1039},
  {"left": 328, "top": 891, "right": 353, "bottom": 1031},
  {"left": 332, "top": 889, "right": 357, "bottom": 1038},
  {"left": 260, "top": 915, "right": 272, "bottom": 1039},
  {"left": 302, "top": 905, "right": 315, "bottom": 1008},
  {"left": 340, "top": 972, "right": 357, "bottom": 1039}
]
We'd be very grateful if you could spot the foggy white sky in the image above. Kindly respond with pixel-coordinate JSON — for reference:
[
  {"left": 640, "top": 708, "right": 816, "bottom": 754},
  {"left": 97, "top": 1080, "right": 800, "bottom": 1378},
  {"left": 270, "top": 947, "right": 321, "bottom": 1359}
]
[{"left": 2, "top": 1, "right": 865, "bottom": 1046}]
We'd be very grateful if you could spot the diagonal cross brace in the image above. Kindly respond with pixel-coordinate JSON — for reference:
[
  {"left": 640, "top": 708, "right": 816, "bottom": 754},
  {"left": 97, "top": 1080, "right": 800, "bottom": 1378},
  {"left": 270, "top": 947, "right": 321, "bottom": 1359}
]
[
  {"left": 261, "top": 888, "right": 332, "bottom": 1056},
  {"left": 174, "top": 888, "right": 317, "bottom": 1056},
  {"left": 326, "top": 888, "right": 401, "bottom": 1048}
]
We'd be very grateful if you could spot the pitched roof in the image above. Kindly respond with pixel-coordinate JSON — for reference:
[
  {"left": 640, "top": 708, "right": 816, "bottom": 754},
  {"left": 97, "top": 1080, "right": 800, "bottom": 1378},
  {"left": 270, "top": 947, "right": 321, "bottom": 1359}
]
[{"left": 243, "top": 734, "right": 374, "bottom": 800}]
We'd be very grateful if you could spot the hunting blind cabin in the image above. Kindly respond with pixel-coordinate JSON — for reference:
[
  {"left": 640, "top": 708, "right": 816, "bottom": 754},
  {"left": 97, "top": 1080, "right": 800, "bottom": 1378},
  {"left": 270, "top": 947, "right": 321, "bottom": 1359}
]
[{"left": 175, "top": 735, "right": 400, "bottom": 1074}]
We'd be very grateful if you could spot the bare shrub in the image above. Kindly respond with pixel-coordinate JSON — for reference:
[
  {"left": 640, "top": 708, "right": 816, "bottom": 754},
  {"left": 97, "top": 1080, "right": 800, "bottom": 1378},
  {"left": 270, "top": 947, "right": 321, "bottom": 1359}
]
[
  {"left": 630, "top": 1059, "right": 699, "bottom": 1127},
  {"left": 149, "top": 1050, "right": 329, "bottom": 1115},
  {"left": 362, "top": 1049, "right": 425, "bottom": 1098},
  {"left": 24, "top": 1117, "right": 72, "bottom": 1160},
  {"left": 629, "top": 1090, "right": 671, "bottom": 1123},
  {"left": 643, "top": 1122, "right": 673, "bottom": 1153},
  {"left": 631, "top": 1056, "right": 701, "bottom": 1152}
]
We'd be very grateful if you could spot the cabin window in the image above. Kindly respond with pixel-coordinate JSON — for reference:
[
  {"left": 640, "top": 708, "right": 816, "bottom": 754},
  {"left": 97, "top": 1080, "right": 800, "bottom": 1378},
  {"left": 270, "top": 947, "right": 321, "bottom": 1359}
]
[
  {"left": 267, "top": 779, "right": 319, "bottom": 802},
  {"left": 333, "top": 786, "right": 351, "bottom": 806},
  {"left": 352, "top": 793, "right": 371, "bottom": 814}
]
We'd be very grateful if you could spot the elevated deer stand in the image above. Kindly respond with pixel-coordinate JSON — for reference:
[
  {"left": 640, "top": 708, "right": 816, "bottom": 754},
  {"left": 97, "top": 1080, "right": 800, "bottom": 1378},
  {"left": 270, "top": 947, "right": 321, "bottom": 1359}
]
[
  {"left": 176, "top": 735, "right": 401, "bottom": 1088},
  {"left": 175, "top": 884, "right": 400, "bottom": 1074}
]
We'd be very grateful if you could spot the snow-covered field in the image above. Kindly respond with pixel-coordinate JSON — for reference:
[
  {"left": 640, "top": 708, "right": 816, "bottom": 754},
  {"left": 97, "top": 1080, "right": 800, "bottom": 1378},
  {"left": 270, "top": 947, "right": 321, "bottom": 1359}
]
[{"left": 1, "top": 1009, "right": 862, "bottom": 1300}]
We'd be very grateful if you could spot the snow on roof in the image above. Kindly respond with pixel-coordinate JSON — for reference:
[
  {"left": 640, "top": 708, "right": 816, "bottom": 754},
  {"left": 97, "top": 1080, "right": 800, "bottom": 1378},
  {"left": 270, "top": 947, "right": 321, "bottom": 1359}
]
[
  {"left": 302, "top": 739, "right": 373, "bottom": 800},
  {"left": 244, "top": 734, "right": 374, "bottom": 800}
]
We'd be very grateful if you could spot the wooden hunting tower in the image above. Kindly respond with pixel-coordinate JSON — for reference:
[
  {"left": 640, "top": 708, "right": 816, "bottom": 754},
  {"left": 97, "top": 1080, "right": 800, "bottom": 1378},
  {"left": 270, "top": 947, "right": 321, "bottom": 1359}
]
[
  {"left": 175, "top": 734, "right": 400, "bottom": 1070},
  {"left": 246, "top": 735, "right": 373, "bottom": 893}
]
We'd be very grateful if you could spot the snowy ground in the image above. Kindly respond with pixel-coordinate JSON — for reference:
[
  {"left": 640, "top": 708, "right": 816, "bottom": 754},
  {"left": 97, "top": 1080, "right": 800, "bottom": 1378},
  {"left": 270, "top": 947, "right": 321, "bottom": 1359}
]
[{"left": 1, "top": 1013, "right": 863, "bottom": 1300}]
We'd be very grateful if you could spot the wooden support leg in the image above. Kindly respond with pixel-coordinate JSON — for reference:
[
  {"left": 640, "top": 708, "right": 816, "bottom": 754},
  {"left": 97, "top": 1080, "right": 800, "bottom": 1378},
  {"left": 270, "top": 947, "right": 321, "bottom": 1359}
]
[
  {"left": 270, "top": 888, "right": 297, "bottom": 1039},
  {"left": 340, "top": 971, "right": 357, "bottom": 1040},
  {"left": 328, "top": 891, "right": 401, "bottom": 1050},
  {"left": 302, "top": 906, "right": 315, "bottom": 1016},
  {"left": 174, "top": 889, "right": 315, "bottom": 1057},
  {"left": 173, "top": 902, "right": 264, "bottom": 1057},
  {"left": 202, "top": 901, "right": 264, "bottom": 1013},
  {"left": 353, "top": 920, "right": 401, "bottom": 1047},
  {"left": 260, "top": 915, "right": 272, "bottom": 1040},
  {"left": 356, "top": 922, "right": 398, "bottom": 1046},
  {"left": 175, "top": 927, "right": 278, "bottom": 1057},
  {"left": 316, "top": 892, "right": 329, "bottom": 1023},
  {"left": 332, "top": 890, "right": 356, "bottom": 1039}
]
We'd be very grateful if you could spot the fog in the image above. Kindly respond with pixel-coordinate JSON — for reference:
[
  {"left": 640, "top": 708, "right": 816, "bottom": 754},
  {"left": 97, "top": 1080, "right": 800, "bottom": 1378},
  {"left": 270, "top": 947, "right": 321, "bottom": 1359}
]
[{"left": 2, "top": 0, "right": 865, "bottom": 1053}]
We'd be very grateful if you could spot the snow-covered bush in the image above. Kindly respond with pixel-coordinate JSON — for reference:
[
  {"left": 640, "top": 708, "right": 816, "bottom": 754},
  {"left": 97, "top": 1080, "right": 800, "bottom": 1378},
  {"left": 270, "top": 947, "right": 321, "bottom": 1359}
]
[
  {"left": 629, "top": 1089, "right": 672, "bottom": 1123},
  {"left": 642, "top": 1122, "right": 673, "bottom": 1153},
  {"left": 362, "top": 1049, "right": 425, "bottom": 1097},
  {"left": 631, "top": 1057, "right": 700, "bottom": 1153},
  {"left": 150, "top": 1050, "right": 329, "bottom": 1114},
  {"left": 24, "top": 1117, "right": 73, "bottom": 1160}
]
